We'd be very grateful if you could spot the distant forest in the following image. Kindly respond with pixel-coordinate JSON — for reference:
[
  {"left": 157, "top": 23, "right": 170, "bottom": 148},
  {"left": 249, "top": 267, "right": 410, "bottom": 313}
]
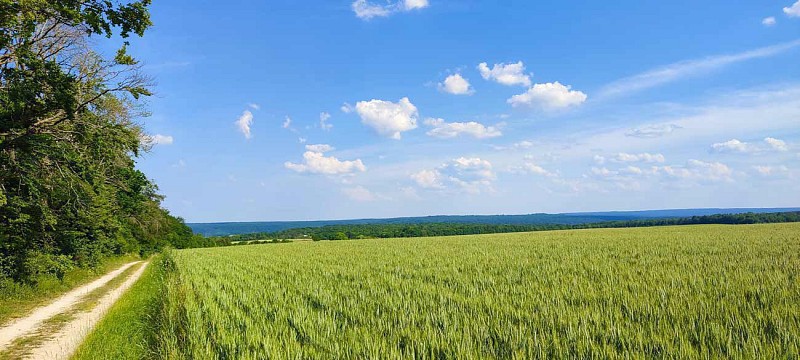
[{"left": 215, "top": 212, "right": 800, "bottom": 242}]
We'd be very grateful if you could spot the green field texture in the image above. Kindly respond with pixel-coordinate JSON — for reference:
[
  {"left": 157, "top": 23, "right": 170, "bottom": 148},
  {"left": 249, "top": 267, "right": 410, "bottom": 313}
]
[{"left": 142, "top": 224, "right": 799, "bottom": 358}]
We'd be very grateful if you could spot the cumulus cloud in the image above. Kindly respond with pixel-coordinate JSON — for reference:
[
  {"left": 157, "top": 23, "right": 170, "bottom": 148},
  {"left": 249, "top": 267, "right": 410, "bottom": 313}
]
[
  {"left": 625, "top": 124, "right": 682, "bottom": 138},
  {"left": 762, "top": 17, "right": 777, "bottom": 26},
  {"left": 438, "top": 74, "right": 474, "bottom": 95},
  {"left": 284, "top": 146, "right": 366, "bottom": 175},
  {"left": 711, "top": 137, "right": 789, "bottom": 153},
  {"left": 477, "top": 61, "right": 531, "bottom": 87},
  {"left": 248, "top": 103, "right": 261, "bottom": 110},
  {"left": 410, "top": 169, "right": 445, "bottom": 189},
  {"left": 712, "top": 139, "right": 752, "bottom": 153},
  {"left": 507, "top": 82, "right": 587, "bottom": 109},
  {"left": 784, "top": 1, "right": 800, "bottom": 17},
  {"left": 355, "top": 97, "right": 418, "bottom": 139},
  {"left": 352, "top": 0, "right": 428, "bottom": 19},
  {"left": 342, "top": 186, "right": 377, "bottom": 202},
  {"left": 411, "top": 157, "right": 496, "bottom": 194},
  {"left": 319, "top": 112, "right": 332, "bottom": 131},
  {"left": 235, "top": 110, "right": 254, "bottom": 139},
  {"left": 612, "top": 152, "right": 665, "bottom": 163},
  {"left": 282, "top": 116, "right": 292, "bottom": 129},
  {"left": 423, "top": 118, "right": 501, "bottom": 139},
  {"left": 764, "top": 137, "right": 788, "bottom": 151}
]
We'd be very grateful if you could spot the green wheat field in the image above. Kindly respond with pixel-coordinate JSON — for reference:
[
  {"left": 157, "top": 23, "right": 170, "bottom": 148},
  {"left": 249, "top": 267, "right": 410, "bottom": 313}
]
[{"left": 153, "top": 224, "right": 800, "bottom": 359}]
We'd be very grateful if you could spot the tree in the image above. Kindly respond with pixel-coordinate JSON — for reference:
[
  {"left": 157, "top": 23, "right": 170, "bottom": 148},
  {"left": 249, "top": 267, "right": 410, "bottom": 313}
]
[{"left": 0, "top": 1, "right": 203, "bottom": 284}]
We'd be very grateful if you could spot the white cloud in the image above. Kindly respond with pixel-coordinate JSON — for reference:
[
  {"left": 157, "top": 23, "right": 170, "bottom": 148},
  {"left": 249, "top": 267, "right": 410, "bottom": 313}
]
[
  {"left": 625, "top": 124, "right": 682, "bottom": 138},
  {"left": 513, "top": 162, "right": 557, "bottom": 177},
  {"left": 753, "top": 165, "right": 789, "bottom": 176},
  {"left": 285, "top": 147, "right": 366, "bottom": 175},
  {"left": 341, "top": 102, "right": 354, "bottom": 113},
  {"left": 410, "top": 169, "right": 445, "bottom": 189},
  {"left": 411, "top": 157, "right": 496, "bottom": 193},
  {"left": 423, "top": 118, "right": 502, "bottom": 139},
  {"left": 507, "top": 82, "right": 587, "bottom": 109},
  {"left": 282, "top": 116, "right": 292, "bottom": 129},
  {"left": 403, "top": 0, "right": 429, "bottom": 10},
  {"left": 305, "top": 144, "right": 335, "bottom": 152},
  {"left": 142, "top": 134, "right": 174, "bottom": 146},
  {"left": 513, "top": 141, "right": 534, "bottom": 149},
  {"left": 491, "top": 140, "right": 535, "bottom": 151},
  {"left": 762, "top": 17, "right": 777, "bottom": 26},
  {"left": 620, "top": 166, "right": 644, "bottom": 175},
  {"left": 593, "top": 155, "right": 606, "bottom": 164},
  {"left": 599, "top": 39, "right": 800, "bottom": 97},
  {"left": 342, "top": 186, "right": 377, "bottom": 202},
  {"left": 711, "top": 139, "right": 750, "bottom": 153},
  {"left": 235, "top": 110, "right": 254, "bottom": 139},
  {"left": 784, "top": 1, "right": 800, "bottom": 17},
  {"left": 657, "top": 159, "right": 733, "bottom": 182},
  {"left": 477, "top": 61, "right": 531, "bottom": 87},
  {"left": 712, "top": 137, "right": 789, "bottom": 153},
  {"left": 352, "top": 0, "right": 428, "bottom": 19},
  {"left": 319, "top": 112, "right": 332, "bottom": 131},
  {"left": 612, "top": 152, "right": 665, "bottom": 163},
  {"left": 248, "top": 103, "right": 261, "bottom": 110},
  {"left": 590, "top": 167, "right": 615, "bottom": 177},
  {"left": 351, "top": 0, "right": 392, "bottom": 19},
  {"left": 298, "top": 137, "right": 307, "bottom": 143},
  {"left": 438, "top": 74, "right": 474, "bottom": 95},
  {"left": 764, "top": 137, "right": 788, "bottom": 151},
  {"left": 355, "top": 97, "right": 418, "bottom": 139}
]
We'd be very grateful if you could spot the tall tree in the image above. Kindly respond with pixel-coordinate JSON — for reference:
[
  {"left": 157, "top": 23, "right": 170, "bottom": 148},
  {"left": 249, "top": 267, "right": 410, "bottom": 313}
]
[{"left": 1, "top": 1, "right": 200, "bottom": 284}]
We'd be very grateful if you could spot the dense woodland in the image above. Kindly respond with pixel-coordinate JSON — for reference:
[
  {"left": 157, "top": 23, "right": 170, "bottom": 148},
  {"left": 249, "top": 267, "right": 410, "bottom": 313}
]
[
  {"left": 0, "top": 1, "right": 221, "bottom": 286},
  {"left": 217, "top": 211, "right": 800, "bottom": 242}
]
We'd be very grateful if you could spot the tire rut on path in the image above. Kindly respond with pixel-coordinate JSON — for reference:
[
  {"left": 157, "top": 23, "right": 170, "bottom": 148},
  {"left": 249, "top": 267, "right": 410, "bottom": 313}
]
[
  {"left": 0, "top": 261, "right": 142, "bottom": 350},
  {"left": 25, "top": 261, "right": 150, "bottom": 360}
]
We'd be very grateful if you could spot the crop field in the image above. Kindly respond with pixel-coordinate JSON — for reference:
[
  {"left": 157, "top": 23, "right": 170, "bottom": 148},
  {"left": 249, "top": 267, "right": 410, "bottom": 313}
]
[{"left": 157, "top": 224, "right": 800, "bottom": 358}]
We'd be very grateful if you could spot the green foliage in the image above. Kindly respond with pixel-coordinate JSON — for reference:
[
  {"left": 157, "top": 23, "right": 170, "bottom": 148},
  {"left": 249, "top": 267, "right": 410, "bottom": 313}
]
[
  {"left": 153, "top": 224, "right": 800, "bottom": 358},
  {"left": 0, "top": 1, "right": 209, "bottom": 285}
]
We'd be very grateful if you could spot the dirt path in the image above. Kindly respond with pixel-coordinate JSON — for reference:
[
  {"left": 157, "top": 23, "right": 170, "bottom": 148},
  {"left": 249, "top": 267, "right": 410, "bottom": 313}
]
[
  {"left": 25, "top": 261, "right": 149, "bottom": 360},
  {"left": 0, "top": 261, "right": 142, "bottom": 350}
]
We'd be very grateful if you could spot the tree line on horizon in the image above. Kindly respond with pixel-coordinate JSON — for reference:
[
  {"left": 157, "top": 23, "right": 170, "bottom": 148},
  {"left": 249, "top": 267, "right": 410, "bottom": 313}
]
[
  {"left": 214, "top": 211, "right": 800, "bottom": 242},
  {"left": 0, "top": 1, "right": 220, "bottom": 286}
]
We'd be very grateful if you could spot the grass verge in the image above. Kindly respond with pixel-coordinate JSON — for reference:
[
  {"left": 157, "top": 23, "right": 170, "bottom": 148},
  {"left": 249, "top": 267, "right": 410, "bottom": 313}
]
[
  {"left": 71, "top": 256, "right": 164, "bottom": 360},
  {"left": 0, "top": 254, "right": 141, "bottom": 326}
]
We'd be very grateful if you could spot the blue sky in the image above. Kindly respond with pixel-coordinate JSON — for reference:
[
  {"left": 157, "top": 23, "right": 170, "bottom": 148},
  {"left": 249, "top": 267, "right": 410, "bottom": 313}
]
[{"left": 126, "top": 0, "right": 800, "bottom": 222}]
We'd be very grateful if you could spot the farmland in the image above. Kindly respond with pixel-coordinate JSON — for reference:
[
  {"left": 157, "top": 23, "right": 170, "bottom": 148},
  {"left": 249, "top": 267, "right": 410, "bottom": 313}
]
[{"left": 145, "top": 223, "right": 800, "bottom": 358}]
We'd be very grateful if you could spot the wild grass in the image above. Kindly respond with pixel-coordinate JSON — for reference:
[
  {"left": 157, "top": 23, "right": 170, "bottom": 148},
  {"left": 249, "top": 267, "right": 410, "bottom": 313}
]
[{"left": 71, "top": 257, "right": 163, "bottom": 360}]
